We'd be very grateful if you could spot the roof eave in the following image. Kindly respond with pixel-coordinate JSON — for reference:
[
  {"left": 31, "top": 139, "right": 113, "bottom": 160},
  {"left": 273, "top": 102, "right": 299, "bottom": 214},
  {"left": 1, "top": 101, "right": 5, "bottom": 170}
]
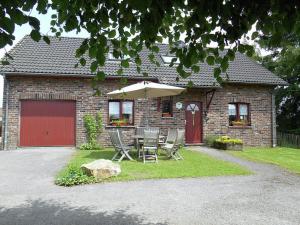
[{"left": 2, "top": 71, "right": 159, "bottom": 81}]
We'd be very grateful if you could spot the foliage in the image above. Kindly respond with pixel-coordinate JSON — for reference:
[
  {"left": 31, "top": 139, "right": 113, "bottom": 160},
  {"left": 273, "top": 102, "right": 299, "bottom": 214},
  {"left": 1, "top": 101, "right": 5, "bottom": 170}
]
[
  {"left": 214, "top": 136, "right": 243, "bottom": 144},
  {"left": 81, "top": 113, "right": 103, "bottom": 150},
  {"left": 230, "top": 147, "right": 300, "bottom": 174},
  {"left": 204, "top": 135, "right": 219, "bottom": 147},
  {"left": 257, "top": 46, "right": 300, "bottom": 132},
  {"left": 79, "top": 142, "right": 102, "bottom": 151},
  {"left": 55, "top": 165, "right": 95, "bottom": 186},
  {"left": 55, "top": 148, "right": 250, "bottom": 186},
  {"left": 1, "top": 1, "right": 300, "bottom": 82}
]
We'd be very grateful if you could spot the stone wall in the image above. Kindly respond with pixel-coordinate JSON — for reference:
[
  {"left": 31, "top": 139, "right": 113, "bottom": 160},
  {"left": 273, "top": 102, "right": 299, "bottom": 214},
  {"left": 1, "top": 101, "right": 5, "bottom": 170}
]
[{"left": 2, "top": 76, "right": 274, "bottom": 149}]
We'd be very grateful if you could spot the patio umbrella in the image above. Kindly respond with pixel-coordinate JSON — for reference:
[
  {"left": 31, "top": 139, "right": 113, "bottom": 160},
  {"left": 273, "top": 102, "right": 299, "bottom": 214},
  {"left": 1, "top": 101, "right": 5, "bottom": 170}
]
[{"left": 107, "top": 81, "right": 185, "bottom": 126}]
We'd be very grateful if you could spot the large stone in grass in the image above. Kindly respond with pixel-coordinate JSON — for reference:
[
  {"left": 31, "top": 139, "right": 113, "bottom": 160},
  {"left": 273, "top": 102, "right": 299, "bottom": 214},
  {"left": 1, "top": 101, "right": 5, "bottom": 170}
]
[{"left": 81, "top": 159, "right": 121, "bottom": 180}]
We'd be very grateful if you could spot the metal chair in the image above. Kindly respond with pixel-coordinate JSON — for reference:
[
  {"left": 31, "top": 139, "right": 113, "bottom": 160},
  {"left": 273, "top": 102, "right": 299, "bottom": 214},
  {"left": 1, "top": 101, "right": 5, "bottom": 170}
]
[
  {"left": 142, "top": 129, "right": 159, "bottom": 163},
  {"left": 162, "top": 129, "right": 184, "bottom": 160},
  {"left": 109, "top": 129, "right": 134, "bottom": 162}
]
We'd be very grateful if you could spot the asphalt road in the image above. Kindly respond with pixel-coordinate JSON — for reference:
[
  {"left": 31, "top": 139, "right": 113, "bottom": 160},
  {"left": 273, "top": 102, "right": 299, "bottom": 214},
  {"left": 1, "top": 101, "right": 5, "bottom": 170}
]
[{"left": 0, "top": 147, "right": 299, "bottom": 225}]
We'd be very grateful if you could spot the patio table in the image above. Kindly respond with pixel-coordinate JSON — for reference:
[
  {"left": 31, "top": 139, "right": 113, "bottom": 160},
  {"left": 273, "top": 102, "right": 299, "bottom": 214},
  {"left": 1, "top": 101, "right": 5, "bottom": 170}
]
[{"left": 133, "top": 134, "right": 165, "bottom": 155}]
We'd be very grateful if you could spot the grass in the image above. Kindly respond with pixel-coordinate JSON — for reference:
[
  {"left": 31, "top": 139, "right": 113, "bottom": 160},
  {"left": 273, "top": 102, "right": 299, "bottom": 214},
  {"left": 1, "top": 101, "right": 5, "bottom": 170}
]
[
  {"left": 229, "top": 147, "right": 300, "bottom": 174},
  {"left": 56, "top": 148, "right": 250, "bottom": 186}
]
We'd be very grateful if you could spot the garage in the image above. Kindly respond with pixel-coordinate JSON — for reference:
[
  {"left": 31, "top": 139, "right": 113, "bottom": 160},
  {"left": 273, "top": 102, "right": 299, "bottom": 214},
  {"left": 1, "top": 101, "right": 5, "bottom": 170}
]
[{"left": 20, "top": 100, "right": 76, "bottom": 147}]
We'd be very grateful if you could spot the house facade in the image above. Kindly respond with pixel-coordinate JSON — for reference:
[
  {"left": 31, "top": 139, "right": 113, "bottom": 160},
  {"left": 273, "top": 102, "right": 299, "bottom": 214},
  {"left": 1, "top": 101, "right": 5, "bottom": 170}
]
[{"left": 0, "top": 36, "right": 286, "bottom": 150}]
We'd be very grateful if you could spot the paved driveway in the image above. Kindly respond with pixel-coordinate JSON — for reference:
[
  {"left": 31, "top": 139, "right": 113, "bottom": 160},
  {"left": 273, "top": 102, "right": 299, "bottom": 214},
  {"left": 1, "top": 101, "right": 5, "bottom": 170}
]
[{"left": 0, "top": 147, "right": 299, "bottom": 225}]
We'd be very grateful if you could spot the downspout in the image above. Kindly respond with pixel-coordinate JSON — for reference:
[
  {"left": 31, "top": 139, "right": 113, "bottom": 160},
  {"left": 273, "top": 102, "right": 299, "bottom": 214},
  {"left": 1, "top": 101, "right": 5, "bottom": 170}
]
[
  {"left": 271, "top": 90, "right": 277, "bottom": 147},
  {"left": 3, "top": 75, "right": 9, "bottom": 150}
]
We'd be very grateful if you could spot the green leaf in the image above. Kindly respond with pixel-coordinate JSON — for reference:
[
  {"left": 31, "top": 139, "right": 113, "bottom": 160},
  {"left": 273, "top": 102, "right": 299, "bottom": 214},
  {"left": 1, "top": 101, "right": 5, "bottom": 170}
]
[
  {"left": 1, "top": 60, "right": 10, "bottom": 66},
  {"left": 79, "top": 58, "right": 86, "bottom": 66},
  {"left": 10, "top": 10, "right": 28, "bottom": 25},
  {"left": 89, "top": 47, "right": 97, "bottom": 58},
  {"left": 108, "top": 30, "right": 116, "bottom": 38},
  {"left": 117, "top": 68, "right": 123, "bottom": 75},
  {"left": 43, "top": 36, "right": 50, "bottom": 44},
  {"left": 227, "top": 49, "right": 235, "bottom": 61},
  {"left": 90, "top": 61, "right": 98, "bottom": 72},
  {"left": 251, "top": 31, "right": 259, "bottom": 40},
  {"left": 96, "top": 71, "right": 106, "bottom": 81},
  {"left": 30, "top": 30, "right": 41, "bottom": 42},
  {"left": 191, "top": 65, "right": 200, "bottom": 73},
  {"left": 206, "top": 56, "right": 215, "bottom": 65},
  {"left": 135, "top": 57, "right": 142, "bottom": 65},
  {"left": 121, "top": 59, "right": 130, "bottom": 68},
  {"left": 238, "top": 45, "right": 246, "bottom": 53},
  {"left": 213, "top": 67, "right": 221, "bottom": 78},
  {"left": 151, "top": 46, "right": 160, "bottom": 53},
  {"left": 96, "top": 51, "right": 106, "bottom": 66},
  {"left": 187, "top": 81, "right": 194, "bottom": 88},
  {"left": 221, "top": 58, "right": 229, "bottom": 72},
  {"left": 28, "top": 16, "right": 40, "bottom": 30},
  {"left": 1, "top": 17, "right": 15, "bottom": 34}
]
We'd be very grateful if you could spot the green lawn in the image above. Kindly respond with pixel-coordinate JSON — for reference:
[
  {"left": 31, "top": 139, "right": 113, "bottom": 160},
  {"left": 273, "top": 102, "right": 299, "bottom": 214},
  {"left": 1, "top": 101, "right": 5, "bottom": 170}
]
[
  {"left": 56, "top": 148, "right": 250, "bottom": 186},
  {"left": 230, "top": 147, "right": 300, "bottom": 174}
]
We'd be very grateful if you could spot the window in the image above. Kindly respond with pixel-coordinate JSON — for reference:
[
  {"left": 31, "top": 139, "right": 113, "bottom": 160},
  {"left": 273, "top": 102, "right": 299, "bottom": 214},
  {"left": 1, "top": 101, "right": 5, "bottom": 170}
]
[
  {"left": 109, "top": 100, "right": 133, "bottom": 125},
  {"left": 108, "top": 52, "right": 130, "bottom": 61},
  {"left": 161, "top": 55, "right": 180, "bottom": 64},
  {"left": 161, "top": 97, "right": 173, "bottom": 117},
  {"left": 228, "top": 103, "right": 250, "bottom": 126}
]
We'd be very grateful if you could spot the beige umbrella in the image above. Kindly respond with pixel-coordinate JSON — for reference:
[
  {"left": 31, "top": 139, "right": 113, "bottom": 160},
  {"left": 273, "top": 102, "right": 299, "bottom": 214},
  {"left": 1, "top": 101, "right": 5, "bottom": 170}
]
[{"left": 107, "top": 81, "right": 185, "bottom": 126}]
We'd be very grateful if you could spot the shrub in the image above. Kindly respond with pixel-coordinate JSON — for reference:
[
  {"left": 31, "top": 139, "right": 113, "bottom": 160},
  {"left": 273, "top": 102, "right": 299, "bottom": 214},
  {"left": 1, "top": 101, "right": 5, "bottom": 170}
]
[
  {"left": 79, "top": 142, "right": 102, "bottom": 150},
  {"left": 81, "top": 112, "right": 103, "bottom": 150},
  {"left": 204, "top": 135, "right": 219, "bottom": 147},
  {"left": 55, "top": 165, "right": 95, "bottom": 186}
]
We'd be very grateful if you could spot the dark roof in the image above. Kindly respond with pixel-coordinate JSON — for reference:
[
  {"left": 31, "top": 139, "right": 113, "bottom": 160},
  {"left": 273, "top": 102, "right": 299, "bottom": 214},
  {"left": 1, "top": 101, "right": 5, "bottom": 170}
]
[{"left": 0, "top": 35, "right": 287, "bottom": 87}]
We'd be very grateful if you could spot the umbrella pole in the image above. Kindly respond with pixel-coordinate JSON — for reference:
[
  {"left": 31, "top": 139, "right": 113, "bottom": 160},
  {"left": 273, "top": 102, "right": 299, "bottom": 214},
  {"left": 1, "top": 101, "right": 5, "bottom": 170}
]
[{"left": 145, "top": 89, "right": 149, "bottom": 127}]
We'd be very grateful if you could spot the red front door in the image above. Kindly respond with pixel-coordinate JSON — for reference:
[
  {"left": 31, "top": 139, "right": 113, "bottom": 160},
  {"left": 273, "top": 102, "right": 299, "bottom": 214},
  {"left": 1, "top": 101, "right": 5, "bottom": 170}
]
[
  {"left": 185, "top": 101, "right": 202, "bottom": 144},
  {"left": 20, "top": 100, "right": 76, "bottom": 147}
]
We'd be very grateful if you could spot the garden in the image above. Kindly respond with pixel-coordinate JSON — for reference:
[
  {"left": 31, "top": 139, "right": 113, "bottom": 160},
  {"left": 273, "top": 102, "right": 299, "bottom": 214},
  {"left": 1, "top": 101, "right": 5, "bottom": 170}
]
[{"left": 55, "top": 148, "right": 250, "bottom": 186}]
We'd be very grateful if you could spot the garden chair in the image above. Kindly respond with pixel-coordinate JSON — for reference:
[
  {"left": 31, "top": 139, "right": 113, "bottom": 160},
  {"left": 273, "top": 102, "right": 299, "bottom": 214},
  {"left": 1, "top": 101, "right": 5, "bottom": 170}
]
[
  {"left": 135, "top": 127, "right": 145, "bottom": 158},
  {"left": 162, "top": 129, "right": 185, "bottom": 160},
  {"left": 142, "top": 129, "right": 159, "bottom": 163},
  {"left": 109, "top": 129, "right": 134, "bottom": 162},
  {"left": 161, "top": 128, "right": 177, "bottom": 146}
]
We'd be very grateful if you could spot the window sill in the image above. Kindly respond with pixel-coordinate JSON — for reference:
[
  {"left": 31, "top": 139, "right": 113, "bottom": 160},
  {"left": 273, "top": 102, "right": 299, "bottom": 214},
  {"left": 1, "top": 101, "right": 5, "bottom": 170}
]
[
  {"left": 105, "top": 125, "right": 135, "bottom": 128},
  {"left": 161, "top": 116, "right": 174, "bottom": 119},
  {"left": 228, "top": 126, "right": 252, "bottom": 129}
]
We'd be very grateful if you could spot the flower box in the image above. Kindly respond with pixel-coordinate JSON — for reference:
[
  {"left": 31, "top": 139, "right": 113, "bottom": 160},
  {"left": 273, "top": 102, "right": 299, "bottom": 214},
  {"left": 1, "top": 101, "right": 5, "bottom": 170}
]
[
  {"left": 213, "top": 136, "right": 243, "bottom": 151},
  {"left": 162, "top": 113, "right": 172, "bottom": 117},
  {"left": 214, "top": 142, "right": 243, "bottom": 151}
]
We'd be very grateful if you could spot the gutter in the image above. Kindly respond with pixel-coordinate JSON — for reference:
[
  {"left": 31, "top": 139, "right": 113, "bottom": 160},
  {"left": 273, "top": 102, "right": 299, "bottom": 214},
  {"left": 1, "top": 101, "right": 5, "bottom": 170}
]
[
  {"left": 3, "top": 75, "right": 9, "bottom": 150},
  {"left": 271, "top": 90, "right": 277, "bottom": 147},
  {"left": 3, "top": 72, "right": 158, "bottom": 81}
]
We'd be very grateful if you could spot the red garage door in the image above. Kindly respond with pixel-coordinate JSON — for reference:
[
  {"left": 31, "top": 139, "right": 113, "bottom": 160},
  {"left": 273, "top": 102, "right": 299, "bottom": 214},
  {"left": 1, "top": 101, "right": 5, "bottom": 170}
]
[{"left": 20, "top": 100, "right": 76, "bottom": 147}]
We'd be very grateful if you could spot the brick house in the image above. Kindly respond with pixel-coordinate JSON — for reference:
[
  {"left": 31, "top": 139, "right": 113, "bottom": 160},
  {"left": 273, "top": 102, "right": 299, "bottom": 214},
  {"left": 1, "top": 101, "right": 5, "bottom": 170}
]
[{"left": 0, "top": 36, "right": 286, "bottom": 150}]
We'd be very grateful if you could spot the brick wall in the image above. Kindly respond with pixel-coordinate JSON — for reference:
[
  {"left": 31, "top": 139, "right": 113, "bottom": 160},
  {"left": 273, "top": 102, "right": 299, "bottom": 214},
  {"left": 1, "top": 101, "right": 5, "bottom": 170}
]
[{"left": 2, "top": 76, "right": 274, "bottom": 149}]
